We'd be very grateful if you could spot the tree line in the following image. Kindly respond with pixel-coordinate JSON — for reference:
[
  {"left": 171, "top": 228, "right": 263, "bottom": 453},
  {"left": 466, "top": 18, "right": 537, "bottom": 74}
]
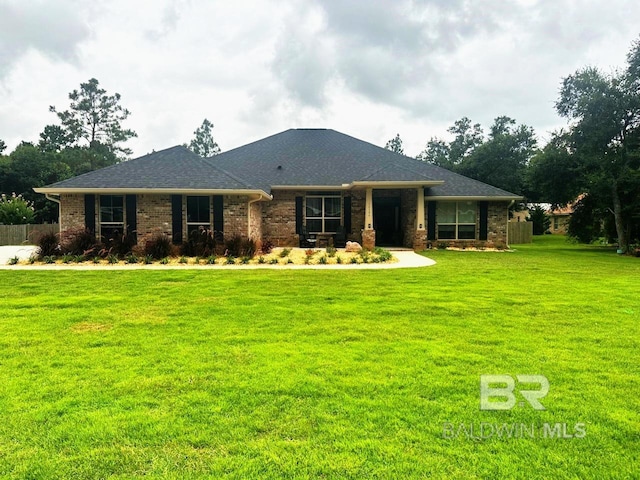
[
  {"left": 0, "top": 78, "right": 219, "bottom": 223},
  {"left": 385, "top": 37, "right": 640, "bottom": 252}
]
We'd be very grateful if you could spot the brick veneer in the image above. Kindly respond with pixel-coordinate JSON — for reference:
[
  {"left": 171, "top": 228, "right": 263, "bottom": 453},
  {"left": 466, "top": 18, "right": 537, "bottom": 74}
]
[
  {"left": 60, "top": 194, "right": 86, "bottom": 232},
  {"left": 57, "top": 193, "right": 511, "bottom": 251}
]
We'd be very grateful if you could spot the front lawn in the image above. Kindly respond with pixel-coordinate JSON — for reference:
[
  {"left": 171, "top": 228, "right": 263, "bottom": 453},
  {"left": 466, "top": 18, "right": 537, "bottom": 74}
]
[{"left": 0, "top": 236, "right": 638, "bottom": 478}]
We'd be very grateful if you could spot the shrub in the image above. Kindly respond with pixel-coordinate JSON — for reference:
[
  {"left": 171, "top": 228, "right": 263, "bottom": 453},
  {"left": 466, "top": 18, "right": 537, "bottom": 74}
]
[
  {"left": 326, "top": 246, "right": 337, "bottom": 257},
  {"left": 37, "top": 231, "right": 60, "bottom": 258},
  {"left": 279, "top": 248, "right": 291, "bottom": 258},
  {"left": 182, "top": 228, "right": 216, "bottom": 257},
  {"left": 0, "top": 193, "right": 34, "bottom": 225},
  {"left": 286, "top": 258, "right": 293, "bottom": 264},
  {"left": 240, "top": 256, "right": 251, "bottom": 264},
  {"left": 72, "top": 255, "right": 84, "bottom": 263},
  {"left": 144, "top": 233, "right": 172, "bottom": 259},
  {"left": 224, "top": 235, "right": 243, "bottom": 257},
  {"left": 336, "top": 255, "right": 343, "bottom": 264},
  {"left": 125, "top": 254, "right": 139, "bottom": 264},
  {"left": 61, "top": 254, "right": 73, "bottom": 264},
  {"left": 43, "top": 255, "right": 55, "bottom": 264},
  {"left": 60, "top": 228, "right": 99, "bottom": 256},
  {"left": 102, "top": 231, "right": 136, "bottom": 256},
  {"left": 206, "top": 255, "right": 217, "bottom": 265},
  {"left": 374, "top": 247, "right": 392, "bottom": 262},
  {"left": 318, "top": 255, "right": 328, "bottom": 264},
  {"left": 160, "top": 257, "right": 170, "bottom": 265},
  {"left": 261, "top": 239, "right": 274, "bottom": 254},
  {"left": 92, "top": 256, "right": 101, "bottom": 264},
  {"left": 258, "top": 256, "right": 266, "bottom": 264},
  {"left": 107, "top": 254, "right": 119, "bottom": 264},
  {"left": 143, "top": 255, "right": 154, "bottom": 265},
  {"left": 269, "top": 258, "right": 279, "bottom": 265},
  {"left": 7, "top": 256, "right": 19, "bottom": 265},
  {"left": 225, "top": 256, "right": 236, "bottom": 265},
  {"left": 178, "top": 256, "right": 188, "bottom": 264}
]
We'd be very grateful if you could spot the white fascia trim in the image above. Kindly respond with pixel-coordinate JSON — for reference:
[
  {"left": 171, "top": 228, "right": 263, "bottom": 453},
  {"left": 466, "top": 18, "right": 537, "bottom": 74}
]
[
  {"left": 350, "top": 180, "right": 444, "bottom": 189},
  {"left": 34, "top": 187, "right": 273, "bottom": 201},
  {"left": 425, "top": 195, "right": 523, "bottom": 201},
  {"left": 270, "top": 185, "right": 349, "bottom": 191}
]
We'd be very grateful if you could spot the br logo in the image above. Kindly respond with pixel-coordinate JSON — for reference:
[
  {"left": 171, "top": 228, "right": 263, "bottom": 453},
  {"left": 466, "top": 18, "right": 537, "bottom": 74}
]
[{"left": 480, "top": 375, "right": 549, "bottom": 411}]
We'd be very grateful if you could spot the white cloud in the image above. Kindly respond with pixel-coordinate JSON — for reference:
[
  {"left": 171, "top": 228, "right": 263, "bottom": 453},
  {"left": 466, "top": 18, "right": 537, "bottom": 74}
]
[{"left": 0, "top": 0, "right": 639, "bottom": 158}]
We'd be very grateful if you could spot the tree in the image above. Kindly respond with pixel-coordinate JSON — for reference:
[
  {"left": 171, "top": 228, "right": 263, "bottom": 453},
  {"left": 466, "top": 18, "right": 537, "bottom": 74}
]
[
  {"left": 188, "top": 119, "right": 221, "bottom": 157},
  {"left": 0, "top": 139, "right": 6, "bottom": 154},
  {"left": 0, "top": 143, "right": 71, "bottom": 222},
  {"left": 384, "top": 133, "right": 404, "bottom": 154},
  {"left": 49, "top": 78, "right": 137, "bottom": 158},
  {"left": 0, "top": 193, "right": 35, "bottom": 225},
  {"left": 456, "top": 116, "right": 537, "bottom": 195},
  {"left": 418, "top": 117, "right": 483, "bottom": 169},
  {"left": 38, "top": 124, "right": 74, "bottom": 153},
  {"left": 418, "top": 116, "right": 537, "bottom": 195},
  {"left": 535, "top": 38, "right": 640, "bottom": 252},
  {"left": 527, "top": 205, "right": 550, "bottom": 235}
]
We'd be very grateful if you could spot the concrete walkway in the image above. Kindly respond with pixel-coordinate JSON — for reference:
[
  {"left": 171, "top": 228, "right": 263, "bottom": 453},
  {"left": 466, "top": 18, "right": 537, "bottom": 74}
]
[{"left": 0, "top": 246, "right": 436, "bottom": 270}]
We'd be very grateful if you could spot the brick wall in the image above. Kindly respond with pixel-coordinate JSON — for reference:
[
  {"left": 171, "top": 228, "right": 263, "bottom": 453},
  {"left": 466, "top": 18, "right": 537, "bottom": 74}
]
[
  {"left": 137, "top": 194, "right": 172, "bottom": 244},
  {"left": 261, "top": 190, "right": 299, "bottom": 246},
  {"left": 60, "top": 194, "right": 87, "bottom": 231},
  {"left": 223, "top": 195, "right": 249, "bottom": 240}
]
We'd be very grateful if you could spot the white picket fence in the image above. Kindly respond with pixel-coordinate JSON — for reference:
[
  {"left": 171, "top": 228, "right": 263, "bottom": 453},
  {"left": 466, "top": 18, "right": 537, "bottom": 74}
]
[{"left": 0, "top": 224, "right": 58, "bottom": 246}]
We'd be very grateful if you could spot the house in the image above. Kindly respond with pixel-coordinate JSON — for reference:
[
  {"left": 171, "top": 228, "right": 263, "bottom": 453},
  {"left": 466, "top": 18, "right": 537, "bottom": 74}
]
[
  {"left": 34, "top": 128, "right": 521, "bottom": 251},
  {"left": 546, "top": 204, "right": 573, "bottom": 234}
]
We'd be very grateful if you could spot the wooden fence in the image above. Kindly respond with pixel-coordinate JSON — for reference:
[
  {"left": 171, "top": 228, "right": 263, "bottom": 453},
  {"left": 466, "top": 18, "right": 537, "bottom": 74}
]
[
  {"left": 0, "top": 224, "right": 58, "bottom": 246},
  {"left": 508, "top": 221, "right": 533, "bottom": 244}
]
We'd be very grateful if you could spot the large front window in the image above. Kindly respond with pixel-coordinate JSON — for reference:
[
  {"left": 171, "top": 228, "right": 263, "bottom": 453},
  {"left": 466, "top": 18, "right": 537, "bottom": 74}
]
[
  {"left": 99, "top": 195, "right": 124, "bottom": 241},
  {"left": 306, "top": 193, "right": 341, "bottom": 233},
  {"left": 437, "top": 201, "right": 476, "bottom": 240},
  {"left": 186, "top": 196, "right": 211, "bottom": 235}
]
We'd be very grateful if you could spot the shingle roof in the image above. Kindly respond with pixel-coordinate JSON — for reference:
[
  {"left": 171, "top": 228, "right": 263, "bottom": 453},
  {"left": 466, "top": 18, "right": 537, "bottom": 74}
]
[
  {"left": 44, "top": 146, "right": 254, "bottom": 191},
  {"left": 39, "top": 129, "right": 521, "bottom": 199}
]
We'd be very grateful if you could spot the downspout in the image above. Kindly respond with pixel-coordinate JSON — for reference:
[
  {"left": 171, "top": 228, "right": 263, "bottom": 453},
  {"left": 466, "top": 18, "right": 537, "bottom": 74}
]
[
  {"left": 45, "top": 194, "right": 62, "bottom": 233},
  {"left": 247, "top": 194, "right": 266, "bottom": 240},
  {"left": 507, "top": 199, "right": 515, "bottom": 247}
]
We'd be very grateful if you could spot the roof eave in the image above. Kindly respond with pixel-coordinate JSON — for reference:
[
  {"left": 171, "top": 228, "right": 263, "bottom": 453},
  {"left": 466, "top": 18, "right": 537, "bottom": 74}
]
[
  {"left": 424, "top": 195, "right": 523, "bottom": 201},
  {"left": 33, "top": 187, "right": 273, "bottom": 201},
  {"left": 350, "top": 180, "right": 444, "bottom": 189}
]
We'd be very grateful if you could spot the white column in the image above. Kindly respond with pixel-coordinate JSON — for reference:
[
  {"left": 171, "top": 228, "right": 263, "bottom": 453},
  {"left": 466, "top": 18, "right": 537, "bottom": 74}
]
[
  {"left": 416, "top": 187, "right": 425, "bottom": 230},
  {"left": 365, "top": 188, "right": 373, "bottom": 230}
]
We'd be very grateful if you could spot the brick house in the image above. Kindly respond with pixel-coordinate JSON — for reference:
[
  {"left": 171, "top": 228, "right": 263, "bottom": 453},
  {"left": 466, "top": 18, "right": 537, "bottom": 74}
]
[{"left": 35, "top": 129, "right": 521, "bottom": 250}]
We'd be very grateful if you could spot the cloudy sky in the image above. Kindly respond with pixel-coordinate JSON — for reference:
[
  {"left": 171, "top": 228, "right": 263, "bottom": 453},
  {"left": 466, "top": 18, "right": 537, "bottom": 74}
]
[{"left": 1, "top": 0, "right": 639, "bottom": 158}]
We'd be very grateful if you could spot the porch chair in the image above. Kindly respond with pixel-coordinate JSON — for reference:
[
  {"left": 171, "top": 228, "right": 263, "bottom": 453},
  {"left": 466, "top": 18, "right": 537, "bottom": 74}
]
[
  {"left": 334, "top": 225, "right": 347, "bottom": 248},
  {"left": 299, "top": 226, "right": 317, "bottom": 248}
]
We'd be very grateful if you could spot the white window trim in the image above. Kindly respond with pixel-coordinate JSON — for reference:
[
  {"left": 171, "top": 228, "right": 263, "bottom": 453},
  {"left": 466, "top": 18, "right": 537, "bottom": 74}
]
[
  {"left": 186, "top": 195, "right": 212, "bottom": 232},
  {"left": 99, "top": 195, "right": 125, "bottom": 237},
  {"left": 305, "top": 193, "right": 342, "bottom": 234},
  {"left": 437, "top": 201, "right": 477, "bottom": 240}
]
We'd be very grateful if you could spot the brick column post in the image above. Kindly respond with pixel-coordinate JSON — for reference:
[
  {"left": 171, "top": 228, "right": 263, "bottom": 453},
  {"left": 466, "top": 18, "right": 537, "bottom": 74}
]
[
  {"left": 413, "top": 187, "right": 426, "bottom": 251},
  {"left": 362, "top": 187, "right": 375, "bottom": 250}
]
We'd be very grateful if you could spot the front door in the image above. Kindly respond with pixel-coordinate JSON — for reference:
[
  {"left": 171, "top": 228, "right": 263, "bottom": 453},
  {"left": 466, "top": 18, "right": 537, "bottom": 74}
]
[{"left": 373, "top": 196, "right": 402, "bottom": 246}]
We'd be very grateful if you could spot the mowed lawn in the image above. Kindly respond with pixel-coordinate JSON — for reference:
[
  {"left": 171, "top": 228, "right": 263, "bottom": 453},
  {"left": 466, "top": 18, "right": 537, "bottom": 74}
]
[{"left": 0, "top": 236, "right": 638, "bottom": 479}]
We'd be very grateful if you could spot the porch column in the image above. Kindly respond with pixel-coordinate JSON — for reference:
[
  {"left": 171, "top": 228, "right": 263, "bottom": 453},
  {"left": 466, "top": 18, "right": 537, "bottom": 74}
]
[
  {"left": 413, "top": 187, "right": 426, "bottom": 251},
  {"left": 362, "top": 187, "right": 375, "bottom": 249}
]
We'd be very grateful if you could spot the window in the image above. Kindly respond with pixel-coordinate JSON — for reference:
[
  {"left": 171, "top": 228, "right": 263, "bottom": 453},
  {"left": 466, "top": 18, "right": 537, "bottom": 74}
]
[
  {"left": 553, "top": 217, "right": 559, "bottom": 230},
  {"left": 186, "top": 196, "right": 211, "bottom": 235},
  {"left": 99, "top": 195, "right": 124, "bottom": 241},
  {"left": 306, "top": 193, "right": 341, "bottom": 233},
  {"left": 437, "top": 201, "right": 476, "bottom": 240}
]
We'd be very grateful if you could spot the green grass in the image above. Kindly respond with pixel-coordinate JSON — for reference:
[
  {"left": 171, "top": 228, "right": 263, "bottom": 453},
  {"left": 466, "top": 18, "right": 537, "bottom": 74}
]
[{"left": 0, "top": 236, "right": 638, "bottom": 478}]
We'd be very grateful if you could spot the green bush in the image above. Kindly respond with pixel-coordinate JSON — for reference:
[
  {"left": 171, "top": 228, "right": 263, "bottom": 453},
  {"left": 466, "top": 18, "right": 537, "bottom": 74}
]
[
  {"left": 0, "top": 193, "right": 35, "bottom": 225},
  {"left": 144, "top": 233, "right": 172, "bottom": 259}
]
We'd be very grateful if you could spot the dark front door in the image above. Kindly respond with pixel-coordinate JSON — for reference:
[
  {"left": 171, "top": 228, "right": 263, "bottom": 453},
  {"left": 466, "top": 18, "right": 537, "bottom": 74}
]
[{"left": 373, "top": 196, "right": 402, "bottom": 246}]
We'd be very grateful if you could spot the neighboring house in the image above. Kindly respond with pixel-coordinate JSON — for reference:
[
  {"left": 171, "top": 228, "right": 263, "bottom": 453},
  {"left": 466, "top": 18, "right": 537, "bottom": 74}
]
[
  {"left": 546, "top": 204, "right": 573, "bottom": 234},
  {"left": 34, "top": 129, "right": 521, "bottom": 250}
]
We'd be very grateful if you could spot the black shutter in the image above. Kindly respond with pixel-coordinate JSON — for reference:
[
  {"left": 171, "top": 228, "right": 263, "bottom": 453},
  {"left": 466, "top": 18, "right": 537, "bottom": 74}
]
[
  {"left": 213, "top": 195, "right": 224, "bottom": 234},
  {"left": 295, "top": 196, "right": 303, "bottom": 234},
  {"left": 171, "top": 195, "right": 183, "bottom": 244},
  {"left": 344, "top": 196, "right": 352, "bottom": 233},
  {"left": 479, "top": 201, "right": 489, "bottom": 241},
  {"left": 84, "top": 194, "right": 95, "bottom": 233},
  {"left": 125, "top": 195, "right": 137, "bottom": 243},
  {"left": 427, "top": 201, "right": 436, "bottom": 241}
]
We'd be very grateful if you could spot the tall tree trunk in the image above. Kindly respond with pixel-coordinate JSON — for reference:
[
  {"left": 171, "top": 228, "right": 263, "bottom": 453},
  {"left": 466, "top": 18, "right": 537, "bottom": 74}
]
[{"left": 612, "top": 181, "right": 628, "bottom": 253}]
